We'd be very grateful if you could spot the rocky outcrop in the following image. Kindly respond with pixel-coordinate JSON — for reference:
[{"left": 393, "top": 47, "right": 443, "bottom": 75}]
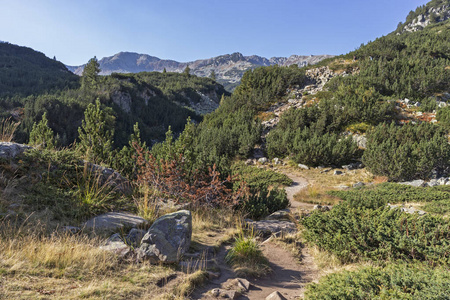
[
  {"left": 111, "top": 91, "right": 132, "bottom": 113},
  {"left": 0, "top": 142, "right": 32, "bottom": 159},
  {"left": 137, "top": 210, "right": 192, "bottom": 263},
  {"left": 400, "top": 4, "right": 450, "bottom": 33},
  {"left": 245, "top": 219, "right": 297, "bottom": 237},
  {"left": 67, "top": 52, "right": 333, "bottom": 91}
]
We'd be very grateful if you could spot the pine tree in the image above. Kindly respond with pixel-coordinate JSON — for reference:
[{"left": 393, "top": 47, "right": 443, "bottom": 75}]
[
  {"left": 210, "top": 70, "right": 216, "bottom": 81},
  {"left": 113, "top": 122, "right": 147, "bottom": 179},
  {"left": 163, "top": 68, "right": 167, "bottom": 74},
  {"left": 29, "top": 112, "right": 55, "bottom": 149},
  {"left": 81, "top": 56, "right": 100, "bottom": 90},
  {"left": 183, "top": 65, "right": 190, "bottom": 76},
  {"left": 77, "top": 99, "right": 114, "bottom": 163}
]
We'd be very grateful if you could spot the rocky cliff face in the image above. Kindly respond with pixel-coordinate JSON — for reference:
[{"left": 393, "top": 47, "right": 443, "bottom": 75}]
[
  {"left": 399, "top": 2, "right": 449, "bottom": 33},
  {"left": 67, "top": 52, "right": 333, "bottom": 91}
]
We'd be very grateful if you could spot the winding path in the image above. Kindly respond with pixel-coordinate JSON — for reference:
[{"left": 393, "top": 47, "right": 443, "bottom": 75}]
[{"left": 193, "top": 171, "right": 319, "bottom": 299}]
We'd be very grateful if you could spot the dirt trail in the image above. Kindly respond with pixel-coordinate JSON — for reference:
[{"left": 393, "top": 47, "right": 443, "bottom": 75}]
[
  {"left": 245, "top": 242, "right": 318, "bottom": 299},
  {"left": 281, "top": 171, "right": 315, "bottom": 211},
  {"left": 193, "top": 171, "right": 319, "bottom": 299}
]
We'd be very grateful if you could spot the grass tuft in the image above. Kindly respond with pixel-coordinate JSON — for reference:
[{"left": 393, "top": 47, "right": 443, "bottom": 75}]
[
  {"left": 0, "top": 117, "right": 20, "bottom": 142},
  {"left": 225, "top": 227, "right": 270, "bottom": 277}
]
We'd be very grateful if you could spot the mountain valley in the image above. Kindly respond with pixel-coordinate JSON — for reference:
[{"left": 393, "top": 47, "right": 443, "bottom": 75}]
[{"left": 0, "top": 0, "right": 450, "bottom": 299}]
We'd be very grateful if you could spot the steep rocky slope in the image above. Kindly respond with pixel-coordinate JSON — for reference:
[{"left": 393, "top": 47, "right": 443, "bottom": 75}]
[
  {"left": 397, "top": 0, "right": 449, "bottom": 33},
  {"left": 67, "top": 52, "right": 333, "bottom": 91}
]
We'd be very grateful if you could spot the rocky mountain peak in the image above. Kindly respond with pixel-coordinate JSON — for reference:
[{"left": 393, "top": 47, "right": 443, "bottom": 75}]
[
  {"left": 66, "top": 52, "right": 333, "bottom": 91},
  {"left": 398, "top": 0, "right": 449, "bottom": 33}
]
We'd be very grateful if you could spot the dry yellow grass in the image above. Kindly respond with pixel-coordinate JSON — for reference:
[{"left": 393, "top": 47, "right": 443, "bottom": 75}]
[
  {"left": 308, "top": 245, "right": 372, "bottom": 278},
  {"left": 284, "top": 165, "right": 374, "bottom": 205},
  {"left": 0, "top": 222, "right": 177, "bottom": 299},
  {"left": 191, "top": 208, "right": 240, "bottom": 250},
  {"left": 0, "top": 117, "right": 20, "bottom": 142},
  {"left": 0, "top": 211, "right": 230, "bottom": 300}
]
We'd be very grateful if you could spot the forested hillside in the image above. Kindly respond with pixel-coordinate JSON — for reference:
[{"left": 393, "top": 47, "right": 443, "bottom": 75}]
[
  {"left": 0, "top": 45, "right": 229, "bottom": 147},
  {"left": 0, "top": 42, "right": 79, "bottom": 97}
]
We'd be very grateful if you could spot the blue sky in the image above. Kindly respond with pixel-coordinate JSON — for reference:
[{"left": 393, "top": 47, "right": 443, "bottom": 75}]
[{"left": 0, "top": 0, "right": 428, "bottom": 66}]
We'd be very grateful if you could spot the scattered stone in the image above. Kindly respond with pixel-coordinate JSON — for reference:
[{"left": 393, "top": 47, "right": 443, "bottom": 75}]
[
  {"left": 399, "top": 180, "right": 425, "bottom": 187},
  {"left": 0, "top": 142, "right": 32, "bottom": 159},
  {"left": 313, "top": 205, "right": 331, "bottom": 212},
  {"left": 387, "top": 204, "right": 426, "bottom": 216},
  {"left": 265, "top": 209, "right": 291, "bottom": 221},
  {"left": 258, "top": 157, "right": 268, "bottom": 164},
  {"left": 245, "top": 159, "right": 254, "bottom": 165},
  {"left": 298, "top": 163, "right": 309, "bottom": 170},
  {"left": 245, "top": 220, "right": 296, "bottom": 237},
  {"left": 352, "top": 135, "right": 367, "bottom": 149},
  {"left": 426, "top": 179, "right": 440, "bottom": 187},
  {"left": 84, "top": 212, "right": 148, "bottom": 232},
  {"left": 223, "top": 278, "right": 251, "bottom": 293},
  {"left": 209, "top": 288, "right": 239, "bottom": 299},
  {"left": 353, "top": 182, "right": 365, "bottom": 188},
  {"left": 273, "top": 158, "right": 281, "bottom": 165},
  {"left": 335, "top": 185, "right": 349, "bottom": 190},
  {"left": 266, "top": 291, "right": 288, "bottom": 300},
  {"left": 437, "top": 177, "right": 449, "bottom": 185},
  {"left": 210, "top": 288, "right": 220, "bottom": 297},
  {"left": 333, "top": 170, "right": 343, "bottom": 175},
  {"left": 138, "top": 210, "right": 192, "bottom": 263},
  {"left": 342, "top": 162, "right": 364, "bottom": 170}
]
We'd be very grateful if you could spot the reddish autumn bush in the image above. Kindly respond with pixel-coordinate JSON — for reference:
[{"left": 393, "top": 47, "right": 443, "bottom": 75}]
[{"left": 133, "top": 142, "right": 243, "bottom": 208}]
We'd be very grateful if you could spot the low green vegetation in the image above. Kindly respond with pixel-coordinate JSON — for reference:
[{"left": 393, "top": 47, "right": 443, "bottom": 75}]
[
  {"left": 231, "top": 162, "right": 292, "bottom": 190},
  {"left": 302, "top": 196, "right": 450, "bottom": 265},
  {"left": 266, "top": 104, "right": 362, "bottom": 167},
  {"left": 363, "top": 122, "right": 450, "bottom": 181},
  {"left": 305, "top": 263, "right": 450, "bottom": 299},
  {"left": 329, "top": 182, "right": 450, "bottom": 214},
  {"left": 239, "top": 187, "right": 288, "bottom": 220}
]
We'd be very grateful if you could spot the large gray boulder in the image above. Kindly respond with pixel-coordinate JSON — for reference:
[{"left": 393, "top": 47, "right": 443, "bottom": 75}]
[
  {"left": 137, "top": 210, "right": 192, "bottom": 263},
  {"left": 0, "top": 142, "right": 32, "bottom": 159}
]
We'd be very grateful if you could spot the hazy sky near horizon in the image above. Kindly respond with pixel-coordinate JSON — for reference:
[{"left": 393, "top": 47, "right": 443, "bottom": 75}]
[{"left": 0, "top": 0, "right": 428, "bottom": 66}]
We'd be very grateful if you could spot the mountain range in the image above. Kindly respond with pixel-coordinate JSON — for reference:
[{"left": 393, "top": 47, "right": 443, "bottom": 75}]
[{"left": 67, "top": 52, "right": 334, "bottom": 91}]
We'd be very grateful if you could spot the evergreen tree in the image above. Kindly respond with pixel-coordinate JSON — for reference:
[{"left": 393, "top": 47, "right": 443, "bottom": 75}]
[
  {"left": 81, "top": 56, "right": 100, "bottom": 90},
  {"left": 77, "top": 98, "right": 114, "bottom": 163},
  {"left": 183, "top": 65, "right": 190, "bottom": 76},
  {"left": 29, "top": 112, "right": 55, "bottom": 149},
  {"left": 210, "top": 70, "right": 216, "bottom": 81},
  {"left": 163, "top": 68, "right": 167, "bottom": 73},
  {"left": 113, "top": 122, "right": 147, "bottom": 179}
]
